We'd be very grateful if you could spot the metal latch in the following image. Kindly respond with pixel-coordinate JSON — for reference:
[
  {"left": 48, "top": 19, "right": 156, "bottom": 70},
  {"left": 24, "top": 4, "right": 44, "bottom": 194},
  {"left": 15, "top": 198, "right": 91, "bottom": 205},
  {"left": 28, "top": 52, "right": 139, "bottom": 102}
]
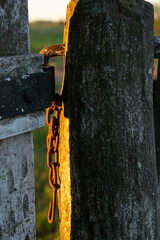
[
  {"left": 0, "top": 44, "right": 65, "bottom": 120},
  {"left": 40, "top": 44, "right": 65, "bottom": 106},
  {"left": 0, "top": 70, "right": 55, "bottom": 120}
]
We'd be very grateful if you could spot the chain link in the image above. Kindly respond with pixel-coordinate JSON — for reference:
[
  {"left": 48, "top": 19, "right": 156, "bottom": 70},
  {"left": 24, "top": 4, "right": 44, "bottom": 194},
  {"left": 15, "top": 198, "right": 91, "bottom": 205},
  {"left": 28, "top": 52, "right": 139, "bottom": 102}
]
[
  {"left": 40, "top": 44, "right": 64, "bottom": 224},
  {"left": 46, "top": 100, "right": 61, "bottom": 224}
]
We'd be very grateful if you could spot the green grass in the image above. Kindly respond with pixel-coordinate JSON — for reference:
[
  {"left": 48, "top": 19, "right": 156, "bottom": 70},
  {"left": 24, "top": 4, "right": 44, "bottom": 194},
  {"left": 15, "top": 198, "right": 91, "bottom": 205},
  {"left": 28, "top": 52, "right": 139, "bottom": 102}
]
[
  {"left": 30, "top": 21, "right": 64, "bottom": 240},
  {"left": 30, "top": 21, "right": 64, "bottom": 53},
  {"left": 33, "top": 126, "right": 60, "bottom": 240},
  {"left": 30, "top": 21, "right": 64, "bottom": 67}
]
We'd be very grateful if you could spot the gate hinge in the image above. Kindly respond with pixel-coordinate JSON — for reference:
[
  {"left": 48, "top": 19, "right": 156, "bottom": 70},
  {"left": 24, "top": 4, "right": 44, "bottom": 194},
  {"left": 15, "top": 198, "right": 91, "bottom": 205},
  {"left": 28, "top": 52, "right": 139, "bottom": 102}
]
[{"left": 0, "top": 69, "right": 55, "bottom": 120}]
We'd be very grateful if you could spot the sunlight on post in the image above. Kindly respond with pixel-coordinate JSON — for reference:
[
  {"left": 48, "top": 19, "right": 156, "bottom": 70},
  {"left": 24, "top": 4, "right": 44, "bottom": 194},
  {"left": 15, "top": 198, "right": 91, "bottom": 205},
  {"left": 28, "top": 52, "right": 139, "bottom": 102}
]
[{"left": 58, "top": 0, "right": 79, "bottom": 239}]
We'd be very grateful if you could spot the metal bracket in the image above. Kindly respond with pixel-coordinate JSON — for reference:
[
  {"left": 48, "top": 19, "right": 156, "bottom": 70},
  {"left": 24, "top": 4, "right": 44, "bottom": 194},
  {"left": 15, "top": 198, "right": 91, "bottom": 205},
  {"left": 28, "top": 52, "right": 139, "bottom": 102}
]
[{"left": 0, "top": 67, "right": 55, "bottom": 119}]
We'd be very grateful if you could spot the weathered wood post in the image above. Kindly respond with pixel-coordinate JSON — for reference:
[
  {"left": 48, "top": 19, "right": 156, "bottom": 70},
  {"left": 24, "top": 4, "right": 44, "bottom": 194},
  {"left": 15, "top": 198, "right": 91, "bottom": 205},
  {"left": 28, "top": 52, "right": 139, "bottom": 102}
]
[
  {"left": 0, "top": 1, "right": 46, "bottom": 239},
  {"left": 58, "top": 0, "right": 159, "bottom": 239}
]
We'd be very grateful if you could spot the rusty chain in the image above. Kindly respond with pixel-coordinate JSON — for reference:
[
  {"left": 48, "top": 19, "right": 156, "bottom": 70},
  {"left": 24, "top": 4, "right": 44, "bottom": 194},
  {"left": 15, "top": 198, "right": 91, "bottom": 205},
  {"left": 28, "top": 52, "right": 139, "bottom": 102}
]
[
  {"left": 40, "top": 44, "right": 64, "bottom": 224},
  {"left": 46, "top": 100, "right": 61, "bottom": 224}
]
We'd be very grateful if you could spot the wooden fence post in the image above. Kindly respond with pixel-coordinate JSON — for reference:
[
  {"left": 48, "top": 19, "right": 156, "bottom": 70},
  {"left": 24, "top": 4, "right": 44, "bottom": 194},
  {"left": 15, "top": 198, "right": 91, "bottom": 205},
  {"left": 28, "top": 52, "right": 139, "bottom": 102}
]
[
  {"left": 0, "top": 1, "right": 45, "bottom": 239},
  {"left": 58, "top": 0, "right": 160, "bottom": 239}
]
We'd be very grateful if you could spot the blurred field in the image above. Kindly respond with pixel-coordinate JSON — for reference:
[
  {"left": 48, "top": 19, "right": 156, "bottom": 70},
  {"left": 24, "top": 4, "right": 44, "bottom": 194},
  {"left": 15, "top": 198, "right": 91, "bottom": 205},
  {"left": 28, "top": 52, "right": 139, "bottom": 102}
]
[
  {"left": 30, "top": 21, "right": 64, "bottom": 240},
  {"left": 30, "top": 21, "right": 64, "bottom": 67},
  {"left": 154, "top": 3, "right": 160, "bottom": 35}
]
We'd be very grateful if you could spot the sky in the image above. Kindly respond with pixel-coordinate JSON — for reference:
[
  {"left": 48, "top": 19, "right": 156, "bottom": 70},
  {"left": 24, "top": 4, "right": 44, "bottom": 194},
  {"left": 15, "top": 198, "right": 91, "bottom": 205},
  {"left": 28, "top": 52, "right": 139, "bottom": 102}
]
[
  {"left": 28, "top": 0, "right": 70, "bottom": 22},
  {"left": 28, "top": 0, "right": 159, "bottom": 22}
]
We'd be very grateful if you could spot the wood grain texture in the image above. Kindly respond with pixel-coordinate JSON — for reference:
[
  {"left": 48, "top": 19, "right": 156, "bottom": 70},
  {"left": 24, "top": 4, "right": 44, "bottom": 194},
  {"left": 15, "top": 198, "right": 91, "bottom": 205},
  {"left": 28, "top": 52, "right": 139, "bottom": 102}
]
[
  {"left": 58, "top": 106, "right": 71, "bottom": 240},
  {"left": 0, "top": 0, "right": 29, "bottom": 56},
  {"left": 57, "top": 2, "right": 77, "bottom": 237},
  {"left": 0, "top": 54, "right": 43, "bottom": 78},
  {"left": 0, "top": 0, "right": 37, "bottom": 239},
  {"left": 59, "top": 0, "right": 159, "bottom": 239},
  {"left": 0, "top": 133, "right": 36, "bottom": 240}
]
